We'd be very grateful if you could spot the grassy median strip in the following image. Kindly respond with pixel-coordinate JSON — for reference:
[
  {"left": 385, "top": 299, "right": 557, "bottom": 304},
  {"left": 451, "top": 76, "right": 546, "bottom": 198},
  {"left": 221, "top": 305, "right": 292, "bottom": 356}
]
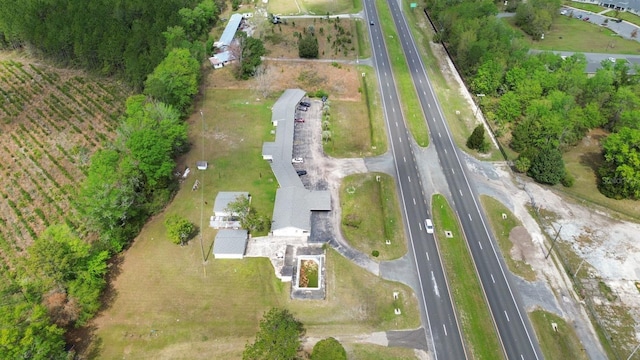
[
  {"left": 374, "top": 0, "right": 429, "bottom": 147},
  {"left": 432, "top": 194, "right": 504, "bottom": 360}
]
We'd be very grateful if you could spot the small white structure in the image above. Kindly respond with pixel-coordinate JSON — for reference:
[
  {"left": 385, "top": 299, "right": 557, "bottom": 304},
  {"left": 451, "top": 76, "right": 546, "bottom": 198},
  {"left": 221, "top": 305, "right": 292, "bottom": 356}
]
[
  {"left": 213, "top": 229, "right": 248, "bottom": 259},
  {"left": 197, "top": 161, "right": 208, "bottom": 170},
  {"left": 209, "top": 51, "right": 236, "bottom": 69}
]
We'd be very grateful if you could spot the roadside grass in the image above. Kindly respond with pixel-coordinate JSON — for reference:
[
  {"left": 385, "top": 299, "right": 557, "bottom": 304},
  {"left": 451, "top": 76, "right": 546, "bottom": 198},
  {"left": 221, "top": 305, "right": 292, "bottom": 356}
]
[
  {"left": 349, "top": 344, "right": 417, "bottom": 359},
  {"left": 325, "top": 66, "right": 386, "bottom": 158},
  {"left": 268, "top": 0, "right": 360, "bottom": 15},
  {"left": 431, "top": 194, "right": 504, "bottom": 360},
  {"left": 616, "top": 11, "right": 640, "bottom": 26},
  {"left": 560, "top": 129, "right": 640, "bottom": 221},
  {"left": 564, "top": 2, "right": 607, "bottom": 13},
  {"left": 375, "top": 0, "right": 429, "bottom": 147},
  {"left": 340, "top": 173, "right": 406, "bottom": 260},
  {"left": 480, "top": 196, "right": 537, "bottom": 281},
  {"left": 529, "top": 309, "right": 589, "bottom": 360},
  {"left": 503, "top": 16, "right": 640, "bottom": 54},
  {"left": 302, "top": 0, "right": 362, "bottom": 15},
  {"left": 260, "top": 18, "right": 363, "bottom": 60},
  {"left": 356, "top": 20, "right": 372, "bottom": 58},
  {"left": 401, "top": 3, "right": 502, "bottom": 160}
]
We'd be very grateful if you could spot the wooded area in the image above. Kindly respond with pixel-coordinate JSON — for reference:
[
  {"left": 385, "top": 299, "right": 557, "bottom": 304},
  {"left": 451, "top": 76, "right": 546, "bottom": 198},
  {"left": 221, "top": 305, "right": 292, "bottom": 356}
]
[{"left": 426, "top": 0, "right": 640, "bottom": 198}]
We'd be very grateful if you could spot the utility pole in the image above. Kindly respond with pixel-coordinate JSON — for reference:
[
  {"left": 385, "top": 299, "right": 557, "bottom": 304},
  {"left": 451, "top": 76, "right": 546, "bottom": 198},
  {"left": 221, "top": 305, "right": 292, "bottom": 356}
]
[{"left": 545, "top": 225, "right": 563, "bottom": 260}]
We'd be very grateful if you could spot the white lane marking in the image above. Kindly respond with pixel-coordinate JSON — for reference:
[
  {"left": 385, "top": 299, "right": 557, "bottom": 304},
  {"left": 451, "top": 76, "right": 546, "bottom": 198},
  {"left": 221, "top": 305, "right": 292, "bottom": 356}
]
[
  {"left": 427, "top": 103, "right": 431, "bottom": 108},
  {"left": 419, "top": 79, "right": 422, "bottom": 84},
  {"left": 413, "top": 198, "right": 416, "bottom": 205},
  {"left": 438, "top": 132, "right": 441, "bottom": 138},
  {"left": 395, "top": 121, "right": 398, "bottom": 127},
  {"left": 392, "top": 106, "right": 396, "bottom": 113},
  {"left": 399, "top": 137, "right": 402, "bottom": 143},
  {"left": 505, "top": 311, "right": 510, "bottom": 322},
  {"left": 403, "top": 156, "right": 406, "bottom": 162},
  {"left": 468, "top": 213, "right": 472, "bottom": 221},
  {"left": 426, "top": 251, "right": 430, "bottom": 261},
  {"left": 442, "top": 324, "right": 447, "bottom": 336},
  {"left": 431, "top": 271, "right": 439, "bottom": 297},
  {"left": 407, "top": 175, "right": 411, "bottom": 182},
  {"left": 459, "top": 189, "right": 463, "bottom": 196},
  {"left": 423, "top": 90, "right": 427, "bottom": 96},
  {"left": 419, "top": 222, "right": 423, "bottom": 230},
  {"left": 478, "top": 241, "right": 483, "bottom": 250},
  {"left": 491, "top": 274, "right": 496, "bottom": 283},
  {"left": 444, "top": 148, "right": 447, "bottom": 154},
  {"left": 451, "top": 169, "right": 455, "bottom": 175}
]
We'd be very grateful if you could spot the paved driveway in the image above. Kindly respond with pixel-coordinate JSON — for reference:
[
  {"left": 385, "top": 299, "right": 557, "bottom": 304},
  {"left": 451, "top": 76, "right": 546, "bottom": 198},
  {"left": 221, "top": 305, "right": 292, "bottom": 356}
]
[{"left": 562, "top": 7, "right": 640, "bottom": 42}]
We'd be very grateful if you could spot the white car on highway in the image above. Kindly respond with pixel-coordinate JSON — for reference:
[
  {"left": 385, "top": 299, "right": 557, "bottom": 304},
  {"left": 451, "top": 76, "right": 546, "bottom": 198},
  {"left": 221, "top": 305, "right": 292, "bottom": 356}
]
[{"left": 425, "top": 219, "right": 434, "bottom": 234}]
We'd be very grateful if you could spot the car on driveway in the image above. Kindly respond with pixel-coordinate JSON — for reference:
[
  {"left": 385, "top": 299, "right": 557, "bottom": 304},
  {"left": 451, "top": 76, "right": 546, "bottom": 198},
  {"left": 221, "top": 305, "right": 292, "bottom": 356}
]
[
  {"left": 296, "top": 106, "right": 308, "bottom": 112},
  {"left": 299, "top": 101, "right": 311, "bottom": 107},
  {"left": 295, "top": 117, "right": 305, "bottom": 123},
  {"left": 292, "top": 157, "right": 304, "bottom": 163},
  {"left": 296, "top": 170, "right": 307, "bottom": 176}
]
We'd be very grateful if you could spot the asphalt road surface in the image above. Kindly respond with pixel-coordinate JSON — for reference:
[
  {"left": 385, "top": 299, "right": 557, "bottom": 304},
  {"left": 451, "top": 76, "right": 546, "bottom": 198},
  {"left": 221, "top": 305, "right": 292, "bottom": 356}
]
[
  {"left": 365, "top": 0, "right": 544, "bottom": 358},
  {"left": 363, "top": 1, "right": 466, "bottom": 359}
]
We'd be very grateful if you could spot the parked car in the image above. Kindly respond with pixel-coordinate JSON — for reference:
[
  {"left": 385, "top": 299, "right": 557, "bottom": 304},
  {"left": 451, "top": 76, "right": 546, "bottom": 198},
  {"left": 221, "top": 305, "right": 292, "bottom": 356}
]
[
  {"left": 296, "top": 106, "right": 308, "bottom": 112},
  {"left": 614, "top": 18, "right": 623, "bottom": 23},
  {"left": 296, "top": 170, "right": 307, "bottom": 176},
  {"left": 295, "top": 118, "right": 305, "bottom": 123},
  {"left": 583, "top": 17, "right": 590, "bottom": 21},
  {"left": 299, "top": 101, "right": 311, "bottom": 107},
  {"left": 292, "top": 157, "right": 304, "bottom": 163}
]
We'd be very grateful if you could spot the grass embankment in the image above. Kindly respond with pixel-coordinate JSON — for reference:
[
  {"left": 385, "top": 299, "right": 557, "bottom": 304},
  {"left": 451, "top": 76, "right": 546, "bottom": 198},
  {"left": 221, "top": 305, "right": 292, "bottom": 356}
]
[
  {"left": 530, "top": 310, "right": 589, "bottom": 360},
  {"left": 481, "top": 196, "right": 537, "bottom": 281},
  {"left": 616, "top": 11, "right": 640, "bottom": 26},
  {"left": 340, "top": 173, "right": 406, "bottom": 260},
  {"left": 325, "top": 65, "right": 386, "bottom": 158},
  {"left": 504, "top": 16, "right": 640, "bottom": 54},
  {"left": 431, "top": 194, "right": 504, "bottom": 359},
  {"left": 349, "top": 344, "right": 417, "bottom": 359},
  {"left": 91, "top": 89, "right": 419, "bottom": 359},
  {"left": 374, "top": 0, "right": 429, "bottom": 147}
]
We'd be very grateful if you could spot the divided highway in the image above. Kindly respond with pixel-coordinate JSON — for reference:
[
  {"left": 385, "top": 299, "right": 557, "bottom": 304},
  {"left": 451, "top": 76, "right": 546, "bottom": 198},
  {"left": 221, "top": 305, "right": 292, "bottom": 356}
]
[
  {"left": 364, "top": 0, "right": 544, "bottom": 358},
  {"left": 363, "top": 1, "right": 466, "bottom": 359}
]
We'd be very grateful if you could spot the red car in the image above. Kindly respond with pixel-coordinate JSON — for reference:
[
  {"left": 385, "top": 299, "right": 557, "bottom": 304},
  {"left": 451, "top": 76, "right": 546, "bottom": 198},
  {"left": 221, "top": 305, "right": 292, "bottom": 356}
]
[{"left": 295, "top": 118, "right": 305, "bottom": 123}]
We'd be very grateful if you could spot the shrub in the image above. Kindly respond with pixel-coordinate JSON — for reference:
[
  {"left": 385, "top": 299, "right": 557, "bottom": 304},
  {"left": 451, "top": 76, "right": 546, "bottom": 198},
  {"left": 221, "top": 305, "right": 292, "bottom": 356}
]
[
  {"left": 561, "top": 172, "right": 575, "bottom": 187},
  {"left": 371, "top": 250, "right": 380, "bottom": 257}
]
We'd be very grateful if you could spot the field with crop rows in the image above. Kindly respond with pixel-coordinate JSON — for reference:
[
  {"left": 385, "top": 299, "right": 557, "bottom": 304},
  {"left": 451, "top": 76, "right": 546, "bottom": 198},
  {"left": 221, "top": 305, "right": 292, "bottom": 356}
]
[{"left": 0, "top": 60, "right": 128, "bottom": 264}]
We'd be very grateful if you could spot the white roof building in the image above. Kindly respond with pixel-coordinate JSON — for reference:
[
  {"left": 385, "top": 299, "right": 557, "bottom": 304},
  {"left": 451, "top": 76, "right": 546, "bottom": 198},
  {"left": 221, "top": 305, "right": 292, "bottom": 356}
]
[{"left": 213, "top": 229, "right": 248, "bottom": 259}]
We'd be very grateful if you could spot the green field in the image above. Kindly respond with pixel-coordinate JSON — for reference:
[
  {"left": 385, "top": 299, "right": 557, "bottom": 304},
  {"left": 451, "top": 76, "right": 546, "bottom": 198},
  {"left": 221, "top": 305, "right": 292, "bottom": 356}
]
[
  {"left": 565, "top": 2, "right": 606, "bottom": 13},
  {"left": 89, "top": 89, "right": 420, "bottom": 358},
  {"left": 431, "top": 194, "right": 504, "bottom": 360},
  {"left": 375, "top": 0, "right": 429, "bottom": 147},
  {"left": 481, "top": 196, "right": 537, "bottom": 281},
  {"left": 268, "top": 0, "right": 361, "bottom": 15},
  {"left": 616, "top": 11, "right": 640, "bottom": 26},
  {"left": 504, "top": 16, "right": 640, "bottom": 54},
  {"left": 529, "top": 310, "right": 589, "bottom": 360},
  {"left": 340, "top": 173, "right": 406, "bottom": 260}
]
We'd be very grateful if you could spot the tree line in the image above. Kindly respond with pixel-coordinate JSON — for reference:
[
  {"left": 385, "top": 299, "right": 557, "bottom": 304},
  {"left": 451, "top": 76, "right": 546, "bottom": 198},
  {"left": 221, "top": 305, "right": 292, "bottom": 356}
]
[
  {"left": 0, "top": 0, "right": 210, "bottom": 357},
  {"left": 425, "top": 0, "right": 640, "bottom": 199},
  {"left": 0, "top": 0, "right": 223, "bottom": 89}
]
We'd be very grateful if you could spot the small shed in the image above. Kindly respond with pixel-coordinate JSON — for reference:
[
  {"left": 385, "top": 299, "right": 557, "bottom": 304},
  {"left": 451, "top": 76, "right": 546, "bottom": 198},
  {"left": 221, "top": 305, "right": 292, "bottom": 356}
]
[
  {"left": 197, "top": 161, "right": 208, "bottom": 170},
  {"left": 213, "top": 229, "right": 248, "bottom": 259}
]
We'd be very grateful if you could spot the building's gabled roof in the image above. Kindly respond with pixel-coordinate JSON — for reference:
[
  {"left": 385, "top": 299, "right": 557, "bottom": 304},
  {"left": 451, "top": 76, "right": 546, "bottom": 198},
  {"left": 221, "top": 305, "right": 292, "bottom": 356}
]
[
  {"left": 214, "top": 50, "right": 235, "bottom": 63},
  {"left": 214, "top": 191, "right": 250, "bottom": 214},
  {"left": 213, "top": 229, "right": 248, "bottom": 255},
  {"left": 271, "top": 187, "right": 331, "bottom": 232},
  {"left": 218, "top": 13, "right": 243, "bottom": 48}
]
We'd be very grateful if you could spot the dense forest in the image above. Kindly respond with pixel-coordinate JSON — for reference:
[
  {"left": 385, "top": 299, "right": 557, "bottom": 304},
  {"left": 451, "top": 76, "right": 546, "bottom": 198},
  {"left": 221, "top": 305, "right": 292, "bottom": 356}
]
[
  {"left": 0, "top": 0, "right": 221, "bottom": 88},
  {"left": 0, "top": 0, "right": 214, "bottom": 357},
  {"left": 425, "top": 0, "right": 640, "bottom": 199}
]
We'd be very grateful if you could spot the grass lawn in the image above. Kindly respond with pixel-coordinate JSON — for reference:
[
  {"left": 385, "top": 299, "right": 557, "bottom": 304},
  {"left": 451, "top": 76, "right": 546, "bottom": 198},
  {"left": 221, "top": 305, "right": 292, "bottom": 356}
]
[
  {"left": 616, "top": 11, "right": 640, "bottom": 27},
  {"left": 565, "top": 2, "right": 607, "bottom": 13},
  {"left": 349, "top": 344, "right": 418, "bottom": 359},
  {"left": 340, "top": 173, "right": 406, "bottom": 260},
  {"left": 560, "top": 128, "right": 640, "bottom": 221},
  {"left": 529, "top": 309, "right": 589, "bottom": 360},
  {"left": 504, "top": 16, "right": 640, "bottom": 54},
  {"left": 375, "top": 0, "right": 429, "bottom": 147},
  {"left": 268, "top": 0, "right": 361, "bottom": 15},
  {"left": 401, "top": 2, "right": 502, "bottom": 160},
  {"left": 431, "top": 194, "right": 504, "bottom": 360},
  {"left": 325, "top": 65, "right": 386, "bottom": 157},
  {"left": 480, "top": 196, "right": 537, "bottom": 281}
]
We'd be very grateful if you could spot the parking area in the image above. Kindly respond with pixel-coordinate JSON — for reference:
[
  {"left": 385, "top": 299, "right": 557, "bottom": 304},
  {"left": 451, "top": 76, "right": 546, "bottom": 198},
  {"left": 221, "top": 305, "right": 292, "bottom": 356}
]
[{"left": 291, "top": 98, "right": 328, "bottom": 192}]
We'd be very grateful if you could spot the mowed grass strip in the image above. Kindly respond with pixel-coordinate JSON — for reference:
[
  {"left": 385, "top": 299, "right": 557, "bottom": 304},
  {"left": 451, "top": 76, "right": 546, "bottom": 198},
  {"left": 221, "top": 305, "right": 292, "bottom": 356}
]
[
  {"left": 529, "top": 309, "right": 589, "bottom": 360},
  {"left": 302, "top": 0, "right": 362, "bottom": 16},
  {"left": 431, "top": 194, "right": 504, "bottom": 360},
  {"left": 565, "top": 2, "right": 607, "bottom": 13},
  {"left": 616, "top": 11, "right": 640, "bottom": 26},
  {"left": 481, "top": 195, "right": 536, "bottom": 281},
  {"left": 504, "top": 16, "right": 640, "bottom": 54},
  {"left": 325, "top": 65, "right": 386, "bottom": 157},
  {"left": 340, "top": 173, "right": 406, "bottom": 260},
  {"left": 374, "top": 0, "right": 429, "bottom": 147},
  {"left": 349, "top": 343, "right": 417, "bottom": 359}
]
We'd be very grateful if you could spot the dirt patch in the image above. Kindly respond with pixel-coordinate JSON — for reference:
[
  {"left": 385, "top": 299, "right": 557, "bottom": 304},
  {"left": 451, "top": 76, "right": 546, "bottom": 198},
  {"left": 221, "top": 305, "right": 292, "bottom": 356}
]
[
  {"left": 509, "top": 226, "right": 535, "bottom": 263},
  {"left": 206, "top": 60, "right": 361, "bottom": 101}
]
